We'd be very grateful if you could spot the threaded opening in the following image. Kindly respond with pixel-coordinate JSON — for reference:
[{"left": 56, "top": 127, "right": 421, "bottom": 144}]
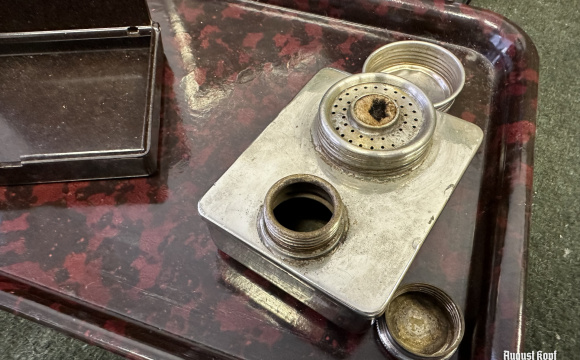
[
  {"left": 258, "top": 175, "right": 349, "bottom": 259},
  {"left": 274, "top": 194, "right": 332, "bottom": 232}
]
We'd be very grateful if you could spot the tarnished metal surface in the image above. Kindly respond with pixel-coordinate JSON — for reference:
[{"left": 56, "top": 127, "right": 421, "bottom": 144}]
[
  {"left": 352, "top": 94, "right": 398, "bottom": 128},
  {"left": 363, "top": 41, "right": 465, "bottom": 112},
  {"left": 376, "top": 283, "right": 464, "bottom": 360},
  {"left": 198, "top": 67, "right": 483, "bottom": 330},
  {"left": 0, "top": 0, "right": 539, "bottom": 357},
  {"left": 313, "top": 73, "right": 436, "bottom": 177},
  {"left": 257, "top": 174, "right": 349, "bottom": 260}
]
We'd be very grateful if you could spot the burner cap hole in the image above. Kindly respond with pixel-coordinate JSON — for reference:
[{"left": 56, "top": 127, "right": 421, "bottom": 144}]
[{"left": 369, "top": 99, "right": 388, "bottom": 122}]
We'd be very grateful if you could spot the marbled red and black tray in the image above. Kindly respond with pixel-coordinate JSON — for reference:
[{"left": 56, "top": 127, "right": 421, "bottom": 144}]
[{"left": 0, "top": 0, "right": 537, "bottom": 359}]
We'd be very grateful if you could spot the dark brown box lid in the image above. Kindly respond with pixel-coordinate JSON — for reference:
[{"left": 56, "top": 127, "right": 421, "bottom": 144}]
[{"left": 0, "top": 0, "right": 151, "bottom": 33}]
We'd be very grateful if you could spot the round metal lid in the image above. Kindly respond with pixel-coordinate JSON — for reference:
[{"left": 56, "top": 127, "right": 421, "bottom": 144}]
[
  {"left": 313, "top": 73, "right": 436, "bottom": 177},
  {"left": 362, "top": 41, "right": 465, "bottom": 112},
  {"left": 376, "top": 283, "right": 465, "bottom": 360}
]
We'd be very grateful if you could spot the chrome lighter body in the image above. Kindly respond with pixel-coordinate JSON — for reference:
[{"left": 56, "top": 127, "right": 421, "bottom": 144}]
[{"left": 198, "top": 68, "right": 482, "bottom": 331}]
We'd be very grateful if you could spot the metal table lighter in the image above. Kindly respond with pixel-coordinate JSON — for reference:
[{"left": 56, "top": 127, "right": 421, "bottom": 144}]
[{"left": 198, "top": 67, "right": 482, "bottom": 331}]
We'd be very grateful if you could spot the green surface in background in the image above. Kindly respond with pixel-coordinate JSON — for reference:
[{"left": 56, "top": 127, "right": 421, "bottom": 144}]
[
  {"left": 482, "top": 0, "right": 580, "bottom": 356},
  {"left": 0, "top": 0, "right": 579, "bottom": 358}
]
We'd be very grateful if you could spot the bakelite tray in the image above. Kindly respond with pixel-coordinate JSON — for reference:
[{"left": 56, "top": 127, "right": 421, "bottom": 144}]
[{"left": 0, "top": 0, "right": 538, "bottom": 359}]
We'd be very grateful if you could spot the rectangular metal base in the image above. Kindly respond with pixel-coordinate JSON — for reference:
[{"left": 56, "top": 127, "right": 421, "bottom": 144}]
[{"left": 199, "top": 68, "right": 483, "bottom": 331}]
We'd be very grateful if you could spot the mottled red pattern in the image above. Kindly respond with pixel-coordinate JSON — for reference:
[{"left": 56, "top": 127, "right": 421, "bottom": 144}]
[
  {"left": 501, "top": 121, "right": 536, "bottom": 145},
  {"left": 242, "top": 33, "right": 264, "bottom": 49},
  {"left": 0, "top": 0, "right": 537, "bottom": 359},
  {"left": 0, "top": 214, "right": 29, "bottom": 232}
]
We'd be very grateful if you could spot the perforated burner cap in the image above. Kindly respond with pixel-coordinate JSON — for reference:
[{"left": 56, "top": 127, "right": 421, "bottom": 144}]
[{"left": 313, "top": 73, "right": 436, "bottom": 177}]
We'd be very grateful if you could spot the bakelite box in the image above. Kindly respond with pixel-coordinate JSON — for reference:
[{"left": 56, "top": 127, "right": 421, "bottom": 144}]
[{"left": 0, "top": 0, "right": 163, "bottom": 185}]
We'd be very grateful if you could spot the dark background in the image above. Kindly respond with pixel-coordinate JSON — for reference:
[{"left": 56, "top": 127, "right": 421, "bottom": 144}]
[{"left": 0, "top": 0, "right": 578, "bottom": 358}]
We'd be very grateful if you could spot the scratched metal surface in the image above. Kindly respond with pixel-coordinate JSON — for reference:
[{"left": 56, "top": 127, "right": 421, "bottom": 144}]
[
  {"left": 0, "top": 0, "right": 537, "bottom": 359},
  {"left": 199, "top": 67, "right": 483, "bottom": 328}
]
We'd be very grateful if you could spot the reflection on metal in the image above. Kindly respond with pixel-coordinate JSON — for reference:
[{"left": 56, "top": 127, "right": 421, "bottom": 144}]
[
  {"left": 199, "top": 67, "right": 483, "bottom": 331},
  {"left": 218, "top": 254, "right": 324, "bottom": 338},
  {"left": 217, "top": 253, "right": 364, "bottom": 357}
]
